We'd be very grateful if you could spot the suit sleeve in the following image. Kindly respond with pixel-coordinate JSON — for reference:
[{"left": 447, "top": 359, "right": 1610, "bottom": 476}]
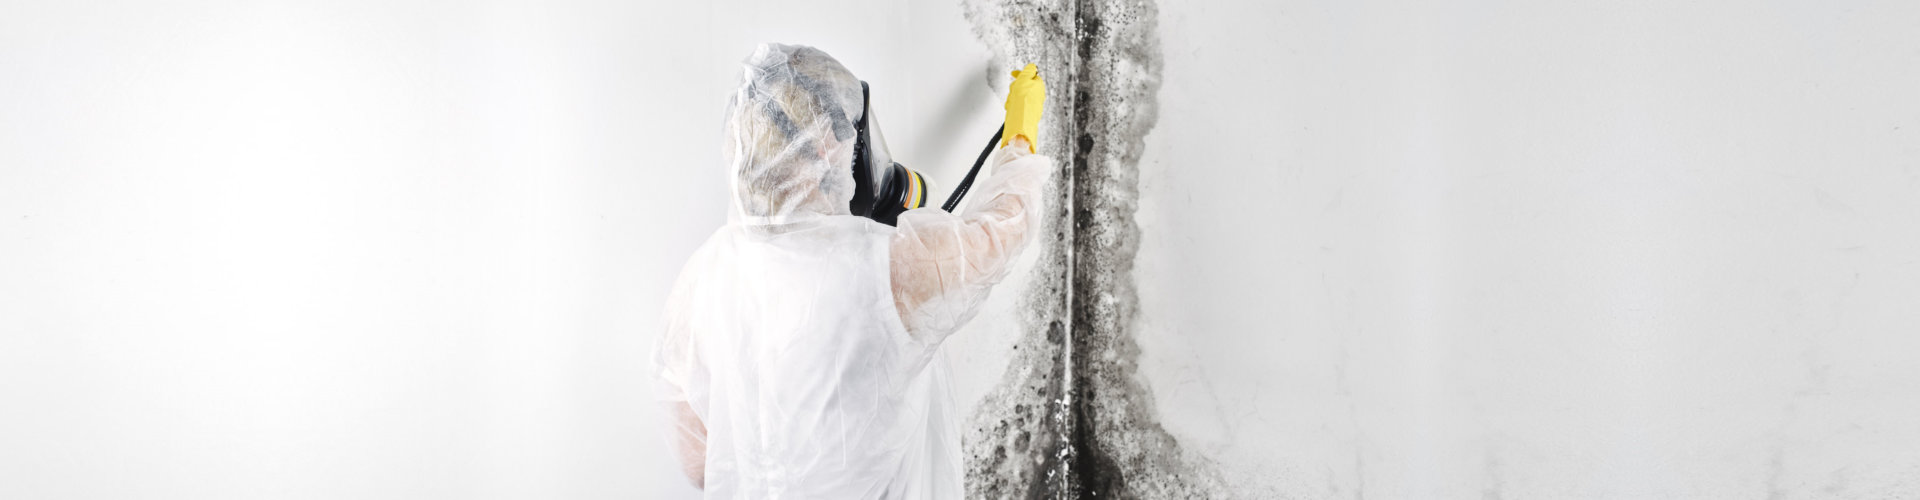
[{"left": 889, "top": 138, "right": 1052, "bottom": 345}]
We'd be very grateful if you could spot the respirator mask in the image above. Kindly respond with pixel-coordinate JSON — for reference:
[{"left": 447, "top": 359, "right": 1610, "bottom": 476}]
[{"left": 848, "top": 81, "right": 1001, "bottom": 226}]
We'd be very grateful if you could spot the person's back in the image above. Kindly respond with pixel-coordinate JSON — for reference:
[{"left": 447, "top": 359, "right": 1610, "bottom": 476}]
[
  {"left": 653, "top": 43, "right": 1049, "bottom": 499},
  {"left": 671, "top": 218, "right": 954, "bottom": 498}
]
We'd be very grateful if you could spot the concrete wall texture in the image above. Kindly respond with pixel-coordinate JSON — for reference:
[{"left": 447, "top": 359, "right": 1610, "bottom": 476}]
[{"left": 7, "top": 0, "right": 1920, "bottom": 499}]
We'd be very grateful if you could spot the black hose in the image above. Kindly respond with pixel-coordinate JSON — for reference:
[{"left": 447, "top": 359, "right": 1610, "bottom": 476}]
[{"left": 941, "top": 124, "right": 1005, "bottom": 212}]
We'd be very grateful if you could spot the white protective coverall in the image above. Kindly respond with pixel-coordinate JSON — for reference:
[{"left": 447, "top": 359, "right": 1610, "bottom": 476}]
[{"left": 651, "top": 43, "right": 1051, "bottom": 499}]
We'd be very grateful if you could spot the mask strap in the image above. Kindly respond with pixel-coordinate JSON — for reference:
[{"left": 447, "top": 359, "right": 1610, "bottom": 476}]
[{"left": 848, "top": 82, "right": 877, "bottom": 216}]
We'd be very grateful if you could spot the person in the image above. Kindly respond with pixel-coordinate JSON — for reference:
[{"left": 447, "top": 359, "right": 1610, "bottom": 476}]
[{"left": 650, "top": 43, "right": 1051, "bottom": 499}]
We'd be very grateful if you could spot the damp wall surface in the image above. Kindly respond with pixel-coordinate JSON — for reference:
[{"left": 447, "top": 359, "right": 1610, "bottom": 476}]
[{"left": 1133, "top": 1, "right": 1920, "bottom": 498}]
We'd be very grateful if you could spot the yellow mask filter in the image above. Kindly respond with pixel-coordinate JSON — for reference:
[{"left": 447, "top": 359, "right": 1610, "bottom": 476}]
[{"left": 903, "top": 168, "right": 928, "bottom": 210}]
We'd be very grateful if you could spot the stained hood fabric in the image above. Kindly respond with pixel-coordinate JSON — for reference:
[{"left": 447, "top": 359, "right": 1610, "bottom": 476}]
[{"left": 721, "top": 43, "right": 863, "bottom": 226}]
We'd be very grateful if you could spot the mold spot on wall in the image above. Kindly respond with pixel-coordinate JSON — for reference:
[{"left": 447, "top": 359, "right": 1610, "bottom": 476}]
[
  {"left": 959, "top": 0, "right": 1079, "bottom": 495},
  {"left": 963, "top": 0, "right": 1228, "bottom": 498}
]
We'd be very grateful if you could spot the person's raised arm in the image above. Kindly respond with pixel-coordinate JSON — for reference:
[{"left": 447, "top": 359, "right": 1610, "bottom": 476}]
[
  {"left": 889, "top": 135, "right": 1050, "bottom": 345},
  {"left": 888, "top": 64, "right": 1049, "bottom": 349}
]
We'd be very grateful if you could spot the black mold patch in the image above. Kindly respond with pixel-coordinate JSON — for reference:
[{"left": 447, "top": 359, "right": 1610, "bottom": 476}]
[
  {"left": 963, "top": 0, "right": 1228, "bottom": 498},
  {"left": 960, "top": 1, "right": 1079, "bottom": 497}
]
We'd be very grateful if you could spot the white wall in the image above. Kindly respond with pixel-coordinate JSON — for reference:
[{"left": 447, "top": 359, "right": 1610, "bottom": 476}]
[
  {"left": 0, "top": 1, "right": 1011, "bottom": 498},
  {"left": 1136, "top": 1, "right": 1920, "bottom": 497}
]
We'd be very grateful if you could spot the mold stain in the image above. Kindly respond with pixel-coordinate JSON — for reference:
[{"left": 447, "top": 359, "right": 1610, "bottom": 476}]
[
  {"left": 962, "top": 0, "right": 1228, "bottom": 498},
  {"left": 959, "top": 1, "right": 1079, "bottom": 496}
]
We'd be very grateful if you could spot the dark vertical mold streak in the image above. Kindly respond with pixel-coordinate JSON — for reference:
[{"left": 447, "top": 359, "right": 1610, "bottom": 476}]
[
  {"left": 1067, "top": 0, "right": 1230, "bottom": 498},
  {"left": 1066, "top": 0, "right": 1114, "bottom": 496},
  {"left": 959, "top": 1, "right": 1082, "bottom": 498},
  {"left": 967, "top": 0, "right": 1227, "bottom": 498}
]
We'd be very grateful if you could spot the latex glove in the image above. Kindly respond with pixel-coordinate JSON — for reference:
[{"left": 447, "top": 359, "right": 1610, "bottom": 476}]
[{"left": 1001, "top": 63, "right": 1046, "bottom": 153}]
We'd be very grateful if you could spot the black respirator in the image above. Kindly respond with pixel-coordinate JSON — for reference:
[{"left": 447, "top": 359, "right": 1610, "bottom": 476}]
[{"left": 848, "top": 81, "right": 1002, "bottom": 226}]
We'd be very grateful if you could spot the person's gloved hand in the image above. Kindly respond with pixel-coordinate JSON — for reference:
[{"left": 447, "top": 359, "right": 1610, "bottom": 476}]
[{"left": 1001, "top": 63, "right": 1045, "bottom": 153}]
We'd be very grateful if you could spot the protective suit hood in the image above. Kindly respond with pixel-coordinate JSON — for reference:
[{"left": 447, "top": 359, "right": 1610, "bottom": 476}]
[{"left": 722, "top": 43, "right": 867, "bottom": 225}]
